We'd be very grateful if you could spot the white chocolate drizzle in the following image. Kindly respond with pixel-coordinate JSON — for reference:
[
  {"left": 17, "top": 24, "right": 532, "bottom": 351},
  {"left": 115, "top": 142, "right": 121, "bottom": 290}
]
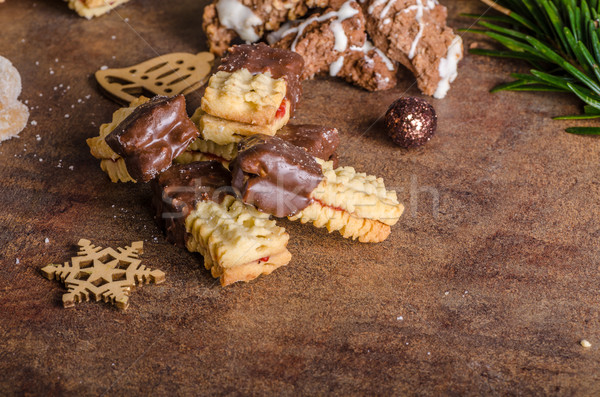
[
  {"left": 433, "top": 35, "right": 463, "bottom": 99},
  {"left": 405, "top": 0, "right": 437, "bottom": 59},
  {"left": 329, "top": 56, "right": 345, "bottom": 76},
  {"left": 216, "top": 0, "right": 263, "bottom": 43},
  {"left": 267, "top": 0, "right": 359, "bottom": 53},
  {"left": 350, "top": 40, "right": 396, "bottom": 71}
]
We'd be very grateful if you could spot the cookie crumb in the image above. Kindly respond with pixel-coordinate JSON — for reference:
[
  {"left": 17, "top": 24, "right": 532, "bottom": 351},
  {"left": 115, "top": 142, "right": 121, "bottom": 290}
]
[{"left": 581, "top": 339, "right": 592, "bottom": 348}]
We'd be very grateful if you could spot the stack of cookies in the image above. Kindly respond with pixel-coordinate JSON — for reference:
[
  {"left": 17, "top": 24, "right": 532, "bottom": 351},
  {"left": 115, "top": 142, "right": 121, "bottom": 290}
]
[
  {"left": 87, "top": 43, "right": 404, "bottom": 286},
  {"left": 177, "top": 43, "right": 304, "bottom": 168}
]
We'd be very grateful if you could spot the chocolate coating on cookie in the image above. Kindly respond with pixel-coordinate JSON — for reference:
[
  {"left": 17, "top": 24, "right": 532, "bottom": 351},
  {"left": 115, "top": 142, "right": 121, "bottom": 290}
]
[
  {"left": 278, "top": 124, "right": 339, "bottom": 164},
  {"left": 152, "top": 161, "right": 233, "bottom": 247},
  {"left": 106, "top": 95, "right": 200, "bottom": 182},
  {"left": 230, "top": 134, "right": 323, "bottom": 218},
  {"left": 219, "top": 43, "right": 304, "bottom": 115},
  {"left": 384, "top": 97, "right": 437, "bottom": 148}
]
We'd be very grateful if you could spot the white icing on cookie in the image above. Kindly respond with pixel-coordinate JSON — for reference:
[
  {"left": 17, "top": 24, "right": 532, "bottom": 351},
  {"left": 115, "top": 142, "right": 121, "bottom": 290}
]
[
  {"left": 329, "top": 56, "right": 345, "bottom": 76},
  {"left": 216, "top": 0, "right": 263, "bottom": 43},
  {"left": 434, "top": 35, "right": 463, "bottom": 99},
  {"left": 405, "top": 0, "right": 437, "bottom": 59},
  {"left": 267, "top": 0, "right": 358, "bottom": 53},
  {"left": 350, "top": 40, "right": 395, "bottom": 71}
]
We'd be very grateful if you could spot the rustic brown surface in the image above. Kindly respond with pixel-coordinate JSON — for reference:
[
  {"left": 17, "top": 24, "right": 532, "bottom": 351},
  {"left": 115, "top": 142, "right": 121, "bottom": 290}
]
[{"left": 1, "top": 0, "right": 600, "bottom": 395}]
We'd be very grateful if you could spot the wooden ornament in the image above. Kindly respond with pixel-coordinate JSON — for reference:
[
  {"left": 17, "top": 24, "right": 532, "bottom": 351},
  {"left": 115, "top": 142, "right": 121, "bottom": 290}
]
[
  {"left": 95, "top": 52, "right": 214, "bottom": 105},
  {"left": 41, "top": 239, "right": 165, "bottom": 311}
]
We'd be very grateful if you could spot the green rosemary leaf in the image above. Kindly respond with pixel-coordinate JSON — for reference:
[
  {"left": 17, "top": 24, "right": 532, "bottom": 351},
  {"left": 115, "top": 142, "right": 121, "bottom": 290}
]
[
  {"left": 520, "top": 0, "right": 552, "bottom": 36},
  {"left": 564, "top": 27, "right": 593, "bottom": 75},
  {"left": 565, "top": 127, "right": 600, "bottom": 134},
  {"left": 582, "top": 1, "right": 592, "bottom": 44},
  {"left": 576, "top": 41, "right": 600, "bottom": 82},
  {"left": 468, "top": 49, "right": 544, "bottom": 64},
  {"left": 473, "top": 0, "right": 600, "bottom": 133},
  {"left": 478, "top": 21, "right": 529, "bottom": 39},
  {"left": 589, "top": 21, "right": 600, "bottom": 65},
  {"left": 553, "top": 114, "right": 600, "bottom": 120},
  {"left": 567, "top": 82, "right": 600, "bottom": 110},
  {"left": 527, "top": 35, "right": 600, "bottom": 95},
  {"left": 489, "top": 80, "right": 529, "bottom": 92},
  {"left": 539, "top": 0, "right": 570, "bottom": 52},
  {"left": 584, "top": 105, "right": 600, "bottom": 114},
  {"left": 488, "top": 31, "right": 540, "bottom": 54},
  {"left": 509, "top": 84, "right": 568, "bottom": 91},
  {"left": 530, "top": 69, "right": 572, "bottom": 90},
  {"left": 502, "top": 5, "right": 545, "bottom": 35}
]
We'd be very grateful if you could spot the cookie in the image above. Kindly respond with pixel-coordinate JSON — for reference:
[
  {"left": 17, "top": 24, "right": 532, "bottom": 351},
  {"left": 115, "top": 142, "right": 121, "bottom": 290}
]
[
  {"left": 311, "top": 158, "right": 402, "bottom": 226},
  {"left": 104, "top": 95, "right": 199, "bottom": 182},
  {"left": 195, "top": 106, "right": 288, "bottom": 145},
  {"left": 288, "top": 201, "right": 391, "bottom": 242},
  {"left": 218, "top": 43, "right": 304, "bottom": 115},
  {"left": 288, "top": 158, "right": 403, "bottom": 242},
  {"left": 201, "top": 69, "right": 288, "bottom": 126},
  {"left": 67, "top": 0, "right": 131, "bottom": 19},
  {"left": 268, "top": 1, "right": 397, "bottom": 91},
  {"left": 231, "top": 134, "right": 403, "bottom": 242},
  {"left": 174, "top": 137, "right": 237, "bottom": 168},
  {"left": 186, "top": 195, "right": 291, "bottom": 286},
  {"left": 152, "top": 161, "right": 292, "bottom": 286},
  {"left": 202, "top": 0, "right": 312, "bottom": 56},
  {"left": 361, "top": 0, "right": 463, "bottom": 98},
  {"left": 86, "top": 96, "right": 150, "bottom": 183}
]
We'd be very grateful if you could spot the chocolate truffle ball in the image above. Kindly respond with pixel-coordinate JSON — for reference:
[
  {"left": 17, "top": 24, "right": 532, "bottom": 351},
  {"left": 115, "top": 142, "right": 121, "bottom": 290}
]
[{"left": 384, "top": 97, "right": 437, "bottom": 148}]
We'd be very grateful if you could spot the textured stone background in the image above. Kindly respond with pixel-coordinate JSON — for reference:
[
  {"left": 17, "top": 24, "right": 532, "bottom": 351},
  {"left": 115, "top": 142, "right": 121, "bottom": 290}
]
[{"left": 1, "top": 0, "right": 600, "bottom": 394}]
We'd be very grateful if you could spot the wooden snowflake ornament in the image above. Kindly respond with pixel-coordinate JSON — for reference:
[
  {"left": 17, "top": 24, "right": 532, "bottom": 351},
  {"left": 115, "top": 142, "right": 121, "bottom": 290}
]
[{"left": 41, "top": 239, "right": 165, "bottom": 310}]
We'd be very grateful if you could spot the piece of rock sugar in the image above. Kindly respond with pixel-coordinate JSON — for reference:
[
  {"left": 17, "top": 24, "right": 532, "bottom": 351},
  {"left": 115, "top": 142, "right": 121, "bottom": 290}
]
[
  {"left": 0, "top": 101, "right": 29, "bottom": 142},
  {"left": 0, "top": 56, "right": 22, "bottom": 107}
]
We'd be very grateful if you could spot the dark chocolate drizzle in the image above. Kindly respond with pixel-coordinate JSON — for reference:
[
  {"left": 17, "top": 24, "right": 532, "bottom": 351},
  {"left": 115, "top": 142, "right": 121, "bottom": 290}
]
[
  {"left": 106, "top": 95, "right": 200, "bottom": 182},
  {"left": 278, "top": 124, "right": 339, "bottom": 163},
  {"left": 219, "top": 43, "right": 304, "bottom": 115},
  {"left": 152, "top": 161, "right": 233, "bottom": 247},
  {"left": 230, "top": 134, "right": 323, "bottom": 218}
]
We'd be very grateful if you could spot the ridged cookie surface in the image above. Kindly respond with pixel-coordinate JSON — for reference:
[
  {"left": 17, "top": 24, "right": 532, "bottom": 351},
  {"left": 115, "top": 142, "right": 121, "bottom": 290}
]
[
  {"left": 201, "top": 69, "right": 287, "bottom": 125},
  {"left": 185, "top": 195, "right": 291, "bottom": 286},
  {"left": 288, "top": 159, "right": 403, "bottom": 243},
  {"left": 312, "top": 158, "right": 403, "bottom": 226},
  {"left": 175, "top": 137, "right": 236, "bottom": 168}
]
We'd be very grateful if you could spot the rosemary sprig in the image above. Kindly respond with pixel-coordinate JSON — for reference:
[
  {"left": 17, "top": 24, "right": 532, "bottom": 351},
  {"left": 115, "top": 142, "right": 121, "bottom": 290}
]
[{"left": 467, "top": 0, "right": 600, "bottom": 135}]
